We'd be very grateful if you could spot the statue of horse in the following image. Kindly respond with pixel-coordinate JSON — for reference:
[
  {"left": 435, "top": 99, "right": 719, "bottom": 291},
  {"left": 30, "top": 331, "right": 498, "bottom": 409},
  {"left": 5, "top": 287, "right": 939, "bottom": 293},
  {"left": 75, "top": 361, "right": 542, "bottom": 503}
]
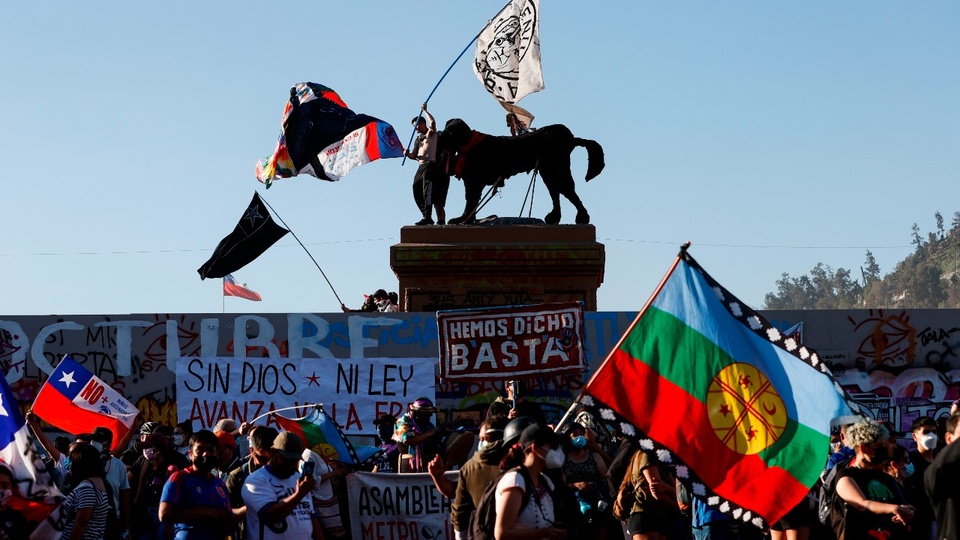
[{"left": 440, "top": 118, "right": 604, "bottom": 225}]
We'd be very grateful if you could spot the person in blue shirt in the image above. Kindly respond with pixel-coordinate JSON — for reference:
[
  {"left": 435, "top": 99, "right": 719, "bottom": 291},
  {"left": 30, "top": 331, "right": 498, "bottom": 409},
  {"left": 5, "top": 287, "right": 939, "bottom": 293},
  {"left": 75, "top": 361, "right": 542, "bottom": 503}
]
[{"left": 159, "top": 430, "right": 238, "bottom": 539}]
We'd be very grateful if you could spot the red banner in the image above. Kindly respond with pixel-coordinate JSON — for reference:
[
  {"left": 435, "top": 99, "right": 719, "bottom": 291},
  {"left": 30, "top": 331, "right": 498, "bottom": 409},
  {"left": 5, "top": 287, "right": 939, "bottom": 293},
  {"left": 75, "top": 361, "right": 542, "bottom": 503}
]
[{"left": 437, "top": 302, "right": 587, "bottom": 381}]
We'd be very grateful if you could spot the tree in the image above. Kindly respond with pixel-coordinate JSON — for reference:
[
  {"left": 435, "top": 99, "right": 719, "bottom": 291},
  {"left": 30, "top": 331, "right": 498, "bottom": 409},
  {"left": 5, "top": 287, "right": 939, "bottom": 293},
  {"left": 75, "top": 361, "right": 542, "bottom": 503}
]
[
  {"left": 763, "top": 263, "right": 862, "bottom": 309},
  {"left": 936, "top": 211, "right": 945, "bottom": 239},
  {"left": 912, "top": 223, "right": 922, "bottom": 250},
  {"left": 952, "top": 211, "right": 960, "bottom": 231},
  {"left": 862, "top": 250, "right": 881, "bottom": 284}
]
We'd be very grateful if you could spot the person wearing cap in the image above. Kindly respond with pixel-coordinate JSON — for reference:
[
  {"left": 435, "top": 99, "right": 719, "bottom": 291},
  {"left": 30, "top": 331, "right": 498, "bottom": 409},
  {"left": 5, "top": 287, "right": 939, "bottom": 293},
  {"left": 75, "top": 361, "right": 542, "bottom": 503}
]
[
  {"left": 494, "top": 423, "right": 568, "bottom": 539},
  {"left": 371, "top": 289, "right": 399, "bottom": 313},
  {"left": 371, "top": 413, "right": 399, "bottom": 473},
  {"left": 129, "top": 432, "right": 180, "bottom": 540},
  {"left": 160, "top": 429, "right": 238, "bottom": 539},
  {"left": 241, "top": 431, "right": 319, "bottom": 540},
  {"left": 395, "top": 397, "right": 442, "bottom": 473},
  {"left": 91, "top": 426, "right": 133, "bottom": 539},
  {"left": 214, "top": 430, "right": 243, "bottom": 479}
]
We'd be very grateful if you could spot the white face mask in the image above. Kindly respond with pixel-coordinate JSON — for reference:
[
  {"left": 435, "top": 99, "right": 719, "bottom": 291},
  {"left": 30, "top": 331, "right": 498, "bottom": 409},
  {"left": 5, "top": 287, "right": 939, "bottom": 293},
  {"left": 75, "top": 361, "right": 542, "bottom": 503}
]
[
  {"left": 0, "top": 489, "right": 11, "bottom": 506},
  {"left": 91, "top": 442, "right": 104, "bottom": 453},
  {"left": 478, "top": 440, "right": 489, "bottom": 451},
  {"left": 544, "top": 447, "right": 565, "bottom": 469},
  {"left": 173, "top": 434, "right": 184, "bottom": 446},
  {"left": 143, "top": 448, "right": 159, "bottom": 461},
  {"left": 919, "top": 432, "right": 938, "bottom": 451}
]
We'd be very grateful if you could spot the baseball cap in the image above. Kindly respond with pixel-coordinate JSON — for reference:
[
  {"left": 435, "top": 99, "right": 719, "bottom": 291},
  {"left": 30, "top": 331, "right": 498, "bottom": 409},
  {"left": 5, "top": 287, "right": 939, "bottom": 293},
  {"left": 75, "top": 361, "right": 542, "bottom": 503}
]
[
  {"left": 518, "top": 424, "right": 560, "bottom": 449},
  {"left": 273, "top": 431, "right": 305, "bottom": 460},
  {"left": 216, "top": 431, "right": 237, "bottom": 448}
]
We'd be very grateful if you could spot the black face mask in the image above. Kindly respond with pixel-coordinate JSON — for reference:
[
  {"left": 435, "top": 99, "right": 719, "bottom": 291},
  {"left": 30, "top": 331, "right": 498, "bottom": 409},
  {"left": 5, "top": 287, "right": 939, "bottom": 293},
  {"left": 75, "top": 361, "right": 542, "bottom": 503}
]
[
  {"left": 193, "top": 455, "right": 217, "bottom": 473},
  {"left": 378, "top": 427, "right": 394, "bottom": 443}
]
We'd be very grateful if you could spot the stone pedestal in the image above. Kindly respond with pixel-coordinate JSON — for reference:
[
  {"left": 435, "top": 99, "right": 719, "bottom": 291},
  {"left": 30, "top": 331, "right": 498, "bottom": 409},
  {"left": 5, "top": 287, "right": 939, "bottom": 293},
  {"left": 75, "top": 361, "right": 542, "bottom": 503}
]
[{"left": 390, "top": 225, "right": 605, "bottom": 312}]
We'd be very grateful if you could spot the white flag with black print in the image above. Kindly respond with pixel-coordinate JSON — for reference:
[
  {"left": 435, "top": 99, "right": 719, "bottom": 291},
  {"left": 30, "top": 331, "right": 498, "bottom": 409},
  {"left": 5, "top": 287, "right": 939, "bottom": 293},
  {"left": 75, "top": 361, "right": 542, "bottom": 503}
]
[{"left": 474, "top": 0, "right": 543, "bottom": 105}]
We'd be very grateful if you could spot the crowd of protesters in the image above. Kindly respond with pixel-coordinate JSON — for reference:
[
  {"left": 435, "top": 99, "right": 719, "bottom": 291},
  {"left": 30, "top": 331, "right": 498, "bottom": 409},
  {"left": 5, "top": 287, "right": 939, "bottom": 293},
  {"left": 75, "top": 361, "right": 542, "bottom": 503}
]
[{"left": 3, "top": 388, "right": 958, "bottom": 540}]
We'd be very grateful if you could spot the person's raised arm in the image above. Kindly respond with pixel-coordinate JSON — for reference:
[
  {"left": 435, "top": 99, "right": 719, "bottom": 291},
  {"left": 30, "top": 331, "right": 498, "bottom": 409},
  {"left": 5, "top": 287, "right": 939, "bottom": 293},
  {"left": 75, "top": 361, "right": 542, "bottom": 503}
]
[
  {"left": 421, "top": 103, "right": 436, "bottom": 132},
  {"left": 26, "top": 411, "right": 60, "bottom": 461}
]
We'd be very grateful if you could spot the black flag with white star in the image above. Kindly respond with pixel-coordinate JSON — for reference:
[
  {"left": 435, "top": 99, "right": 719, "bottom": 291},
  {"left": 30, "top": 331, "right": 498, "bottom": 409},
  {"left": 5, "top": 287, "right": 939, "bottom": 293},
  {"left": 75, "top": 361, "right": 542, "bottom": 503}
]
[{"left": 197, "top": 193, "right": 289, "bottom": 280}]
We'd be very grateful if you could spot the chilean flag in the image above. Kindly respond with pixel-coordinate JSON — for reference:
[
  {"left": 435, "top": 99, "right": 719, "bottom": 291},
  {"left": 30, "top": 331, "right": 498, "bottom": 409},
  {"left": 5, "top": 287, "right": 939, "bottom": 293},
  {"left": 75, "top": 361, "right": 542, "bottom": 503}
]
[
  {"left": 0, "top": 370, "right": 61, "bottom": 514},
  {"left": 223, "top": 274, "right": 262, "bottom": 301},
  {"left": 32, "top": 356, "right": 138, "bottom": 451}
]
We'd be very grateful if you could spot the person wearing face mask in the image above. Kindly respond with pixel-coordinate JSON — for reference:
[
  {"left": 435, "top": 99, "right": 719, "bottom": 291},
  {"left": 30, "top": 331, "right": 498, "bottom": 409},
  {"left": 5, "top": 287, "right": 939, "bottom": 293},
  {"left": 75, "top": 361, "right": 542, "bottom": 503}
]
[
  {"left": 173, "top": 422, "right": 193, "bottom": 458},
  {"left": 835, "top": 419, "right": 915, "bottom": 540},
  {"left": 91, "top": 426, "right": 133, "bottom": 540},
  {"left": 442, "top": 414, "right": 512, "bottom": 539},
  {"left": 924, "top": 412, "right": 960, "bottom": 540},
  {"left": 560, "top": 423, "right": 612, "bottom": 539},
  {"left": 904, "top": 416, "right": 938, "bottom": 540},
  {"left": 372, "top": 289, "right": 399, "bottom": 313},
  {"left": 241, "top": 431, "right": 320, "bottom": 540},
  {"left": 493, "top": 423, "right": 568, "bottom": 539},
  {"left": 0, "top": 464, "right": 28, "bottom": 539},
  {"left": 159, "top": 430, "right": 238, "bottom": 539},
  {"left": 129, "top": 433, "right": 179, "bottom": 540},
  {"left": 371, "top": 414, "right": 399, "bottom": 473}
]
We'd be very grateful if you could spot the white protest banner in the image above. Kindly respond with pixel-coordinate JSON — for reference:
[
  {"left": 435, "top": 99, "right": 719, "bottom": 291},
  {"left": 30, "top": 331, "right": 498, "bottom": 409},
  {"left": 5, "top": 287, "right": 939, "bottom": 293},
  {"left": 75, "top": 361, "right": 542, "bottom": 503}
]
[
  {"left": 176, "top": 357, "right": 435, "bottom": 434},
  {"left": 437, "top": 302, "right": 587, "bottom": 381},
  {"left": 348, "top": 471, "right": 458, "bottom": 540}
]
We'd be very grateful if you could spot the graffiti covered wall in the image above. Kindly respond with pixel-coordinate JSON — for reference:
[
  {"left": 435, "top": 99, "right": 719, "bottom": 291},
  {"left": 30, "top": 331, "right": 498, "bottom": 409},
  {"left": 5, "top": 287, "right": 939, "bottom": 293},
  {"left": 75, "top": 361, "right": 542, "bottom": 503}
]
[{"left": 2, "top": 309, "right": 958, "bottom": 437}]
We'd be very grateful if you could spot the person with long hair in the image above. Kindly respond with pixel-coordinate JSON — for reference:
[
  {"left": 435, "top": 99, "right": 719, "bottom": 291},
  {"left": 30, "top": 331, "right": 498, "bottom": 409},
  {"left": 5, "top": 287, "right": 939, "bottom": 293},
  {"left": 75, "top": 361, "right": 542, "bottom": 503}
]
[
  {"left": 835, "top": 419, "right": 914, "bottom": 540},
  {"left": 58, "top": 443, "right": 111, "bottom": 540},
  {"left": 494, "top": 424, "right": 567, "bottom": 540}
]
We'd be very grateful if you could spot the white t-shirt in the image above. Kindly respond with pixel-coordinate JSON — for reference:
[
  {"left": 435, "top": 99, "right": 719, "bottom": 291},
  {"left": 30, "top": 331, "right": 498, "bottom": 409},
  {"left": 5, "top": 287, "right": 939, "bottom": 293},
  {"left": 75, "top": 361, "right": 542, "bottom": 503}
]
[
  {"left": 495, "top": 470, "right": 556, "bottom": 535},
  {"left": 242, "top": 466, "right": 314, "bottom": 540},
  {"left": 301, "top": 449, "right": 335, "bottom": 501}
]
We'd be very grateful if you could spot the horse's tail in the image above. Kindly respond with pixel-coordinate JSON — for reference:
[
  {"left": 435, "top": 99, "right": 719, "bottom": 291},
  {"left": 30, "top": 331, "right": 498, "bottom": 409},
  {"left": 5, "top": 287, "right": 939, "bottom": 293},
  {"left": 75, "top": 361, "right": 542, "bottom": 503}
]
[{"left": 574, "top": 137, "right": 605, "bottom": 181}]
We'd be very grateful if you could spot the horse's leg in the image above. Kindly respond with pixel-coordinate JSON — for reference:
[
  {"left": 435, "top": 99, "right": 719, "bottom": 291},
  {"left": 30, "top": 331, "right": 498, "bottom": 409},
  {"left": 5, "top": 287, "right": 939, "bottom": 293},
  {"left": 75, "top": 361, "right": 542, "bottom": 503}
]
[
  {"left": 540, "top": 170, "right": 563, "bottom": 225},
  {"left": 544, "top": 163, "right": 590, "bottom": 224},
  {"left": 449, "top": 179, "right": 484, "bottom": 224}
]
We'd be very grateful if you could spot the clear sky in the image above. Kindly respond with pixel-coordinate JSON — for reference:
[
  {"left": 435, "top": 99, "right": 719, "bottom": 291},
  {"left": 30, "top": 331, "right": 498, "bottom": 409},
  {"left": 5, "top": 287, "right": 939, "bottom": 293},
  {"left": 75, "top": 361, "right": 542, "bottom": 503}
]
[{"left": 3, "top": 2, "right": 958, "bottom": 316}]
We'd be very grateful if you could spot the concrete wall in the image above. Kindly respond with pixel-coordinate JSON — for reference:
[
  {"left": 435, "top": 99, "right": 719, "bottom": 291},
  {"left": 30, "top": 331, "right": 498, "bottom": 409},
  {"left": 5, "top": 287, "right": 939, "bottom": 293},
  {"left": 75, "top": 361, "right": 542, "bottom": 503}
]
[{"left": 2, "top": 309, "right": 957, "bottom": 436}]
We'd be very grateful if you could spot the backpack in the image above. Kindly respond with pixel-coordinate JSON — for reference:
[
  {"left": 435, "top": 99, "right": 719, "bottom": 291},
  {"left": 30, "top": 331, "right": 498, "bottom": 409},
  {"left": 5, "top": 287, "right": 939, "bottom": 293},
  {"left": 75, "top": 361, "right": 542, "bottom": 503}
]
[
  {"left": 470, "top": 465, "right": 548, "bottom": 540},
  {"left": 817, "top": 454, "right": 852, "bottom": 537}
]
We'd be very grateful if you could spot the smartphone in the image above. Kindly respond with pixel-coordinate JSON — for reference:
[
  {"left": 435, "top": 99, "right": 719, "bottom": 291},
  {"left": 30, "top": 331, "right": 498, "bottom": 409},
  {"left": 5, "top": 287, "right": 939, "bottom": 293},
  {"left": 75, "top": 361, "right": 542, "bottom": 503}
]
[{"left": 302, "top": 461, "right": 315, "bottom": 477}]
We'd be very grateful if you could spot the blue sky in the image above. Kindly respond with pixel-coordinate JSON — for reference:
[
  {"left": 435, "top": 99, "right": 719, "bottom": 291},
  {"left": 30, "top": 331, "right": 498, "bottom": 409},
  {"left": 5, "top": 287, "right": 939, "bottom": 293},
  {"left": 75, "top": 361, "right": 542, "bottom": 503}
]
[{"left": 2, "top": 2, "right": 958, "bottom": 315}]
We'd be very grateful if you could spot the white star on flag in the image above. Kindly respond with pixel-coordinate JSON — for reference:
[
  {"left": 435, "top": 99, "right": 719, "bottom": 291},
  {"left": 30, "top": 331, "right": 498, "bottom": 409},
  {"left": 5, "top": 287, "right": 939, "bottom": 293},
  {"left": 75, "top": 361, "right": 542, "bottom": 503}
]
[
  {"left": 0, "top": 393, "right": 7, "bottom": 417},
  {"left": 59, "top": 371, "right": 77, "bottom": 388}
]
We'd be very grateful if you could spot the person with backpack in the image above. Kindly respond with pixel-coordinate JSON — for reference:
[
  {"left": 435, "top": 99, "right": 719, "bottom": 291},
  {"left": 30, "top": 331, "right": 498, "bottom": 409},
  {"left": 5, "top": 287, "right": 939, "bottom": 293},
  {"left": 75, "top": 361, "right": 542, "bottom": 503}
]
[
  {"left": 834, "top": 419, "right": 915, "bottom": 540},
  {"left": 492, "top": 424, "right": 568, "bottom": 539}
]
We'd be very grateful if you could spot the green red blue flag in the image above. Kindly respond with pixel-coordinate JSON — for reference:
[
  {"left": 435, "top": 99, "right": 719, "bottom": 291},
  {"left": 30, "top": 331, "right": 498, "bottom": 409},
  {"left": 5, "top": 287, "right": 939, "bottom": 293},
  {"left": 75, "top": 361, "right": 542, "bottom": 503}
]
[
  {"left": 273, "top": 405, "right": 381, "bottom": 466},
  {"left": 581, "top": 247, "right": 859, "bottom": 526}
]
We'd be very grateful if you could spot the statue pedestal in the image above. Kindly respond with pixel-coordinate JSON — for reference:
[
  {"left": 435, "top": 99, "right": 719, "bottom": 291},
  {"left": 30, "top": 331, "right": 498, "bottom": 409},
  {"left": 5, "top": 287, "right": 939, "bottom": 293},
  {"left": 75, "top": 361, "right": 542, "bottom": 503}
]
[{"left": 390, "top": 224, "right": 605, "bottom": 312}]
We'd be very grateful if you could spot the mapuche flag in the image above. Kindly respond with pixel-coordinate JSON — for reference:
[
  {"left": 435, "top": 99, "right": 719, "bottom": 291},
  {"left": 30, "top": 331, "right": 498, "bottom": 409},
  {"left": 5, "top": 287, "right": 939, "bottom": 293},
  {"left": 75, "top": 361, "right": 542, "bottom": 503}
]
[
  {"left": 580, "top": 247, "right": 858, "bottom": 526},
  {"left": 273, "top": 405, "right": 381, "bottom": 466},
  {"left": 255, "top": 82, "right": 403, "bottom": 186},
  {"left": 197, "top": 193, "right": 288, "bottom": 280}
]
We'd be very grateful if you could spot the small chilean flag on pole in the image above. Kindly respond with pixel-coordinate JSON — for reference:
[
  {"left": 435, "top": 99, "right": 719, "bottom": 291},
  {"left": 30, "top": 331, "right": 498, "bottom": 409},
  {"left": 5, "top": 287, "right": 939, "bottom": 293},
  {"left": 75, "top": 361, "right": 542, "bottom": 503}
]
[
  {"left": 32, "top": 356, "right": 139, "bottom": 452},
  {"left": 223, "top": 274, "right": 262, "bottom": 301}
]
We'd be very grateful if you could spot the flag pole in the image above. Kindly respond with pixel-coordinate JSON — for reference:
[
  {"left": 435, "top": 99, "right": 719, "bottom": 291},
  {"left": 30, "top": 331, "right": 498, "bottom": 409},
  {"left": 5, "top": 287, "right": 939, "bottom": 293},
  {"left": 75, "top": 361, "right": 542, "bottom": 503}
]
[
  {"left": 257, "top": 196, "right": 344, "bottom": 306},
  {"left": 250, "top": 403, "right": 322, "bottom": 425},
  {"left": 554, "top": 242, "right": 692, "bottom": 431},
  {"left": 401, "top": 0, "right": 514, "bottom": 166}
]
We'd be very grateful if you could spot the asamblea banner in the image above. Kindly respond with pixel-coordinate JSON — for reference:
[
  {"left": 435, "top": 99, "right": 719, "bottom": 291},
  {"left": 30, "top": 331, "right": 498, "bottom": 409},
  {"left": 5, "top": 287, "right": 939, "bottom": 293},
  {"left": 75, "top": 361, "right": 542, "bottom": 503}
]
[
  {"left": 348, "top": 471, "right": 458, "bottom": 540},
  {"left": 437, "top": 302, "right": 587, "bottom": 381},
  {"left": 176, "top": 357, "right": 435, "bottom": 434}
]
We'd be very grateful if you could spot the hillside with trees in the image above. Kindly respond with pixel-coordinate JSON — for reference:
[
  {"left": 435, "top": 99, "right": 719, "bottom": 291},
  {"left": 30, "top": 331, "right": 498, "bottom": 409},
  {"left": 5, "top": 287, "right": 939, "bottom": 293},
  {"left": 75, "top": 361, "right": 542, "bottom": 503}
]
[{"left": 763, "top": 212, "right": 960, "bottom": 309}]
